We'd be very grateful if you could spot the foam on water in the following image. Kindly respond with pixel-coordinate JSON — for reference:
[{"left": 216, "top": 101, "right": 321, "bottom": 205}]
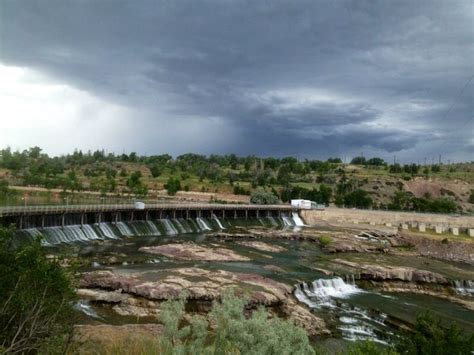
[{"left": 294, "top": 277, "right": 391, "bottom": 344}]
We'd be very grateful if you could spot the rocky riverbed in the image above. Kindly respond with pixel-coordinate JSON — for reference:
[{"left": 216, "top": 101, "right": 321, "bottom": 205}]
[
  {"left": 78, "top": 267, "right": 327, "bottom": 336},
  {"left": 55, "top": 217, "right": 474, "bottom": 348},
  {"left": 139, "top": 242, "right": 250, "bottom": 261}
]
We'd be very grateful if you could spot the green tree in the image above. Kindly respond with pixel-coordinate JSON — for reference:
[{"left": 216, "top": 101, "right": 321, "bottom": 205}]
[
  {"left": 344, "top": 189, "right": 373, "bottom": 209},
  {"left": 165, "top": 177, "right": 181, "bottom": 196},
  {"left": 396, "top": 312, "right": 474, "bottom": 355},
  {"left": 250, "top": 191, "right": 279, "bottom": 205},
  {"left": 351, "top": 156, "right": 366, "bottom": 165},
  {"left": 0, "top": 227, "right": 75, "bottom": 353}
]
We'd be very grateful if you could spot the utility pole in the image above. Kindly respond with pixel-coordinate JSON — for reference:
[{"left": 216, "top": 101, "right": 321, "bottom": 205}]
[{"left": 439, "top": 154, "right": 442, "bottom": 165}]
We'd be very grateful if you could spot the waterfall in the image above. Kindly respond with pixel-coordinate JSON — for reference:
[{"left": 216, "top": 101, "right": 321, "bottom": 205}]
[
  {"left": 292, "top": 212, "right": 305, "bottom": 226},
  {"left": 15, "top": 213, "right": 307, "bottom": 246},
  {"left": 281, "top": 216, "right": 294, "bottom": 227},
  {"left": 116, "top": 222, "right": 133, "bottom": 236},
  {"left": 267, "top": 217, "right": 279, "bottom": 226},
  {"left": 74, "top": 300, "right": 102, "bottom": 319},
  {"left": 171, "top": 219, "right": 186, "bottom": 233},
  {"left": 146, "top": 221, "right": 161, "bottom": 235},
  {"left": 97, "top": 223, "right": 118, "bottom": 239},
  {"left": 294, "top": 277, "right": 361, "bottom": 308},
  {"left": 179, "top": 219, "right": 193, "bottom": 233},
  {"left": 161, "top": 219, "right": 178, "bottom": 235},
  {"left": 212, "top": 214, "right": 225, "bottom": 229},
  {"left": 453, "top": 280, "right": 474, "bottom": 296},
  {"left": 196, "top": 217, "right": 212, "bottom": 231}
]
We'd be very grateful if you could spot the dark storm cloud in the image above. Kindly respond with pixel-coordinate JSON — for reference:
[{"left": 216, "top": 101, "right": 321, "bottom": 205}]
[{"left": 1, "top": 0, "right": 473, "bottom": 161}]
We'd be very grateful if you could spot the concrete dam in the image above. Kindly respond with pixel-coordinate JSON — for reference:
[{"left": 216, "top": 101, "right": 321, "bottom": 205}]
[{"left": 0, "top": 203, "right": 302, "bottom": 245}]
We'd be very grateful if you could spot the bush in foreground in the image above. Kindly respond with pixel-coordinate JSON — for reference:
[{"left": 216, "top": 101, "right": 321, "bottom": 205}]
[
  {"left": 159, "top": 291, "right": 315, "bottom": 355},
  {"left": 0, "top": 227, "right": 75, "bottom": 354},
  {"left": 396, "top": 312, "right": 474, "bottom": 355}
]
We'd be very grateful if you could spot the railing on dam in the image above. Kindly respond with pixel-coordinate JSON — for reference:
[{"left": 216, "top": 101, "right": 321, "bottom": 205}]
[{"left": 0, "top": 203, "right": 298, "bottom": 217}]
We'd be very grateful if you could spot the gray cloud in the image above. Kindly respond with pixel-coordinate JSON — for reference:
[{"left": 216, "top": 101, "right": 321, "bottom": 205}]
[{"left": 0, "top": 0, "right": 473, "bottom": 162}]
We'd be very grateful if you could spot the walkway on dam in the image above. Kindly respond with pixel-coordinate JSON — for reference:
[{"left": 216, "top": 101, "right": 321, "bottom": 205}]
[{"left": 0, "top": 203, "right": 298, "bottom": 217}]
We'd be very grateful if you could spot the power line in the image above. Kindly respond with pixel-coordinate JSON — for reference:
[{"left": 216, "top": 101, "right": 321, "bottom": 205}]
[{"left": 439, "top": 73, "right": 474, "bottom": 123}]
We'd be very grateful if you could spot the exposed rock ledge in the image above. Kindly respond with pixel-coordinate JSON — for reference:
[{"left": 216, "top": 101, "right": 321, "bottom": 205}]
[
  {"left": 139, "top": 242, "right": 250, "bottom": 262},
  {"left": 79, "top": 267, "right": 327, "bottom": 336},
  {"left": 333, "top": 259, "right": 449, "bottom": 284},
  {"left": 237, "top": 241, "right": 286, "bottom": 253}
]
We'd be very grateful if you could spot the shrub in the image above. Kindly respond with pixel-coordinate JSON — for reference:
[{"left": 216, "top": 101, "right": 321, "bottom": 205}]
[
  {"left": 343, "top": 189, "right": 373, "bottom": 209},
  {"left": 164, "top": 177, "right": 181, "bottom": 196},
  {"left": 0, "top": 227, "right": 75, "bottom": 353},
  {"left": 158, "top": 291, "right": 315, "bottom": 354},
  {"left": 396, "top": 312, "right": 474, "bottom": 355},
  {"left": 318, "top": 235, "right": 332, "bottom": 247},
  {"left": 250, "top": 191, "right": 279, "bottom": 205}
]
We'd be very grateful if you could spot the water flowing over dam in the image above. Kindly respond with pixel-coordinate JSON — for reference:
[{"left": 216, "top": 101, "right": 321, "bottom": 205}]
[
  {"left": 0, "top": 203, "right": 301, "bottom": 246},
  {"left": 16, "top": 215, "right": 301, "bottom": 246}
]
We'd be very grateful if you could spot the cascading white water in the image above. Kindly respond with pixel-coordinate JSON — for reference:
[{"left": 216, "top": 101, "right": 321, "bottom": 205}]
[
  {"left": 212, "top": 214, "right": 225, "bottom": 229},
  {"left": 294, "top": 277, "right": 361, "bottom": 308},
  {"left": 196, "top": 217, "right": 212, "bottom": 231},
  {"left": 17, "top": 214, "right": 304, "bottom": 246},
  {"left": 267, "top": 217, "right": 279, "bottom": 226},
  {"left": 281, "top": 216, "right": 294, "bottom": 227},
  {"left": 453, "top": 280, "right": 474, "bottom": 296},
  {"left": 161, "top": 219, "right": 178, "bottom": 235},
  {"left": 171, "top": 219, "right": 187, "bottom": 233},
  {"left": 116, "top": 222, "right": 133, "bottom": 236},
  {"left": 82, "top": 224, "right": 101, "bottom": 240},
  {"left": 179, "top": 219, "right": 193, "bottom": 233},
  {"left": 146, "top": 221, "right": 161, "bottom": 235},
  {"left": 97, "top": 223, "right": 118, "bottom": 239},
  {"left": 292, "top": 212, "right": 305, "bottom": 226},
  {"left": 74, "top": 300, "right": 102, "bottom": 319},
  {"left": 294, "top": 278, "right": 390, "bottom": 344}
]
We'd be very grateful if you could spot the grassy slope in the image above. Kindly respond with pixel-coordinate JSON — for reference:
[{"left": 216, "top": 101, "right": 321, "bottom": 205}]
[{"left": 1, "top": 162, "right": 474, "bottom": 210}]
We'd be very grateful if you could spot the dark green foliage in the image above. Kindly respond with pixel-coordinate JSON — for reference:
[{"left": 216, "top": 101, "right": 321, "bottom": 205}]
[
  {"left": 388, "top": 191, "right": 457, "bottom": 213},
  {"left": 469, "top": 190, "right": 474, "bottom": 204},
  {"left": 366, "top": 157, "right": 385, "bottom": 166},
  {"left": 250, "top": 191, "right": 279, "bottom": 204},
  {"left": 126, "top": 171, "right": 148, "bottom": 196},
  {"left": 343, "top": 189, "right": 373, "bottom": 209},
  {"left": 165, "top": 177, "right": 181, "bottom": 196},
  {"left": 279, "top": 185, "right": 332, "bottom": 205},
  {"left": 351, "top": 156, "right": 366, "bottom": 165},
  {"left": 389, "top": 163, "right": 403, "bottom": 173},
  {"left": 148, "top": 164, "right": 162, "bottom": 178},
  {"left": 327, "top": 157, "right": 342, "bottom": 164},
  {"left": 347, "top": 341, "right": 397, "bottom": 355},
  {"left": 396, "top": 312, "right": 474, "bottom": 355},
  {"left": 431, "top": 165, "right": 441, "bottom": 173},
  {"left": 0, "top": 227, "right": 75, "bottom": 353},
  {"left": 0, "top": 179, "right": 19, "bottom": 204},
  {"left": 233, "top": 184, "right": 250, "bottom": 195}
]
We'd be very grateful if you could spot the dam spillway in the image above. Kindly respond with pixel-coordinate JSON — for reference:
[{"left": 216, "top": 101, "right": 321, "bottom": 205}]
[{"left": 0, "top": 203, "right": 301, "bottom": 246}]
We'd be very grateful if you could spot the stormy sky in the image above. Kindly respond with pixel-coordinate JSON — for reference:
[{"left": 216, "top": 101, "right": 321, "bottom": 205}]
[{"left": 0, "top": 0, "right": 473, "bottom": 163}]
